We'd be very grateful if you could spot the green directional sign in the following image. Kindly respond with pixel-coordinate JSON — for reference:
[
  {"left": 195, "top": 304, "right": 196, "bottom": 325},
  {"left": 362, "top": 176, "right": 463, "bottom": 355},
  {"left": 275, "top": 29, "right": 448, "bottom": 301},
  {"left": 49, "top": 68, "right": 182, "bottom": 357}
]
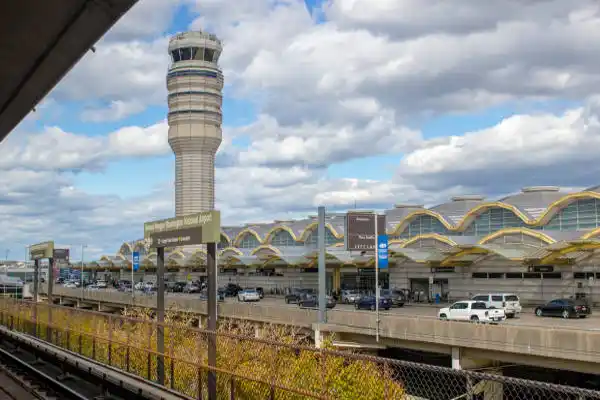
[
  {"left": 144, "top": 211, "right": 221, "bottom": 247},
  {"left": 30, "top": 241, "right": 54, "bottom": 260}
]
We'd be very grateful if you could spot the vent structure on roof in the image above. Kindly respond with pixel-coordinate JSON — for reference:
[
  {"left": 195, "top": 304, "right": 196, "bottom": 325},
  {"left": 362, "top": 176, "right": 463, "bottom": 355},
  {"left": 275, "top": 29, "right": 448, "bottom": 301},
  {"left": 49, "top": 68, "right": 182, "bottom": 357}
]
[{"left": 521, "top": 186, "right": 560, "bottom": 193}]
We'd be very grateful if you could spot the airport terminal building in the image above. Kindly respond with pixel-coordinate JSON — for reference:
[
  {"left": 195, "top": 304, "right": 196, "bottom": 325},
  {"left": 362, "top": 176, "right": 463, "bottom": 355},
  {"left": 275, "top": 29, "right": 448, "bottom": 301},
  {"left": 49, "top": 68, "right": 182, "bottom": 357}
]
[{"left": 94, "top": 185, "right": 600, "bottom": 305}]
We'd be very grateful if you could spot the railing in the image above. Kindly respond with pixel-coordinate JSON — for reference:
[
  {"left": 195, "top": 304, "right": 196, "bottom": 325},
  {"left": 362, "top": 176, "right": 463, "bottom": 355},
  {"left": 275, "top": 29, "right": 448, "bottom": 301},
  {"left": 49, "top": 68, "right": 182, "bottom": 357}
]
[{"left": 0, "top": 299, "right": 598, "bottom": 400}]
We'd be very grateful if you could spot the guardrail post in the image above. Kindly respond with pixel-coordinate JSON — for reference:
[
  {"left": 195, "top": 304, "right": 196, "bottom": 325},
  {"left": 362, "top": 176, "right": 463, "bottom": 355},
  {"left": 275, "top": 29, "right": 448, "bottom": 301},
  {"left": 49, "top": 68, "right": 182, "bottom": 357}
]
[
  {"left": 207, "top": 242, "right": 218, "bottom": 400},
  {"left": 147, "top": 323, "right": 152, "bottom": 380},
  {"left": 197, "top": 367, "right": 203, "bottom": 400},
  {"left": 156, "top": 246, "right": 165, "bottom": 386},
  {"left": 108, "top": 315, "right": 113, "bottom": 366},
  {"left": 230, "top": 377, "right": 235, "bottom": 400}
]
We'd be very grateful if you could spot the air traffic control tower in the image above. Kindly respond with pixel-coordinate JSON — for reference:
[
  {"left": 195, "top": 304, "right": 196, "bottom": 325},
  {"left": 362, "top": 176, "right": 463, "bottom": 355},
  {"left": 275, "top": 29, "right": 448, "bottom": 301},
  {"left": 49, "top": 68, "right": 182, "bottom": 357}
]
[{"left": 167, "top": 31, "right": 223, "bottom": 216}]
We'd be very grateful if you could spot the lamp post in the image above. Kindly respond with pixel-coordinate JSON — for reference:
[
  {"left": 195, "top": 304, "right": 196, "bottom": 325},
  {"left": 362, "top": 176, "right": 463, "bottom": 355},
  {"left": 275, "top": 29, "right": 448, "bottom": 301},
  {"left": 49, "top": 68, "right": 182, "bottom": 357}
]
[{"left": 81, "top": 244, "right": 87, "bottom": 298}]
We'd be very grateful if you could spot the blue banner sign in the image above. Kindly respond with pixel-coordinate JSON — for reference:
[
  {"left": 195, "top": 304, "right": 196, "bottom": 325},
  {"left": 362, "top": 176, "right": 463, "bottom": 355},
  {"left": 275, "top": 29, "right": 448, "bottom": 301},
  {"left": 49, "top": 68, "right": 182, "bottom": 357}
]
[
  {"left": 132, "top": 251, "right": 140, "bottom": 272},
  {"left": 377, "top": 235, "right": 388, "bottom": 269}
]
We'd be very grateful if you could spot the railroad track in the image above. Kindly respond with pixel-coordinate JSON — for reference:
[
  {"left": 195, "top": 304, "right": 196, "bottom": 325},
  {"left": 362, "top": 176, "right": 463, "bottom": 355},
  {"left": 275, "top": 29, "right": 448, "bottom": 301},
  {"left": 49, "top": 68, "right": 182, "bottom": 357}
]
[
  {"left": 0, "top": 327, "right": 192, "bottom": 400},
  {"left": 0, "top": 340, "right": 104, "bottom": 399}
]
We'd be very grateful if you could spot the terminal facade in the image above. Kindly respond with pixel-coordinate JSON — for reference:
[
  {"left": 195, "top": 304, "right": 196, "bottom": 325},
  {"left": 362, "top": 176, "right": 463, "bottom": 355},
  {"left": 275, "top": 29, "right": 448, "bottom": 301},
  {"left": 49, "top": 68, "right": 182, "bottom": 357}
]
[{"left": 92, "top": 185, "right": 600, "bottom": 306}]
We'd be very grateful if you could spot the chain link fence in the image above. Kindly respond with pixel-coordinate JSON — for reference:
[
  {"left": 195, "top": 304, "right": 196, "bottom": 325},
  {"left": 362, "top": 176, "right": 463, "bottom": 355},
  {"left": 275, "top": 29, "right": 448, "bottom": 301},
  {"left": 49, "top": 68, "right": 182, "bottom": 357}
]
[{"left": 0, "top": 299, "right": 598, "bottom": 399}]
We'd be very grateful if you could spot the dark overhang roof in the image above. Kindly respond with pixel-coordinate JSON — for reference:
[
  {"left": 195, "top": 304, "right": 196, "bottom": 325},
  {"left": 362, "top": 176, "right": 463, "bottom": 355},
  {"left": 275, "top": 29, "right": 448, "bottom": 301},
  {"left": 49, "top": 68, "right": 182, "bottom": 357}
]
[{"left": 0, "top": 0, "right": 138, "bottom": 141}]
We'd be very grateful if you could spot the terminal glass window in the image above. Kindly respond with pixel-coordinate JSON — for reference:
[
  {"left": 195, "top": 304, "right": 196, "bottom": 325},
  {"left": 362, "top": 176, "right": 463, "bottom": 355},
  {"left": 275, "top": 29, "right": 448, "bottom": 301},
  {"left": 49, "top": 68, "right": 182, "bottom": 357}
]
[
  {"left": 305, "top": 227, "right": 341, "bottom": 247},
  {"left": 543, "top": 198, "right": 600, "bottom": 231},
  {"left": 238, "top": 233, "right": 260, "bottom": 249},
  {"left": 218, "top": 235, "right": 229, "bottom": 250},
  {"left": 463, "top": 207, "right": 525, "bottom": 236},
  {"left": 399, "top": 215, "right": 451, "bottom": 238},
  {"left": 271, "top": 230, "right": 302, "bottom": 247},
  {"left": 120, "top": 244, "right": 131, "bottom": 256}
]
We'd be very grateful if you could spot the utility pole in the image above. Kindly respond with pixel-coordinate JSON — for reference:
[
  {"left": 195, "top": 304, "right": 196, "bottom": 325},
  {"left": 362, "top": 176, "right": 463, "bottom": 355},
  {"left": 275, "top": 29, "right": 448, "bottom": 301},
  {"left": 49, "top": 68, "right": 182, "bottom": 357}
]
[
  {"left": 374, "top": 212, "right": 380, "bottom": 342},
  {"left": 81, "top": 244, "right": 87, "bottom": 298}
]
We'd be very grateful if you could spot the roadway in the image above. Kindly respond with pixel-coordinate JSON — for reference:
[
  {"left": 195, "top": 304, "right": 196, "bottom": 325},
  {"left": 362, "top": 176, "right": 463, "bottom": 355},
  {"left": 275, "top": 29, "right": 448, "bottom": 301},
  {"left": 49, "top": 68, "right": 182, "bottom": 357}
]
[{"left": 85, "top": 288, "right": 600, "bottom": 331}]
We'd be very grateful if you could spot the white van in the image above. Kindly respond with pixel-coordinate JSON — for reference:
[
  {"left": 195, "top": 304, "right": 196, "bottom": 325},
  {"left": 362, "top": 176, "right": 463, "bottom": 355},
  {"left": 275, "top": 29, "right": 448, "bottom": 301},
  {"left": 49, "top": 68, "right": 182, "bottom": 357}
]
[{"left": 471, "top": 293, "right": 522, "bottom": 318}]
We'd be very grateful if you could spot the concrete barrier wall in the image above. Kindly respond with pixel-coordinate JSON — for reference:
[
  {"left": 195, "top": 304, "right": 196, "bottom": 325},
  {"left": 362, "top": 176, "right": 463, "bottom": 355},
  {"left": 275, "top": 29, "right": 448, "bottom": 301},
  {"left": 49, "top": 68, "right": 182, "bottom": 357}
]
[
  {"left": 324, "top": 312, "right": 600, "bottom": 365},
  {"left": 48, "top": 287, "right": 600, "bottom": 365}
]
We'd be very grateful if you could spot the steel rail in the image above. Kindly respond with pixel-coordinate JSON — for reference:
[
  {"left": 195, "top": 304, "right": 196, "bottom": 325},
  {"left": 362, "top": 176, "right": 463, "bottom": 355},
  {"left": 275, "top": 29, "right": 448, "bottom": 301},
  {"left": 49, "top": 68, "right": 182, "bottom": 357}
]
[{"left": 0, "top": 345, "right": 88, "bottom": 400}]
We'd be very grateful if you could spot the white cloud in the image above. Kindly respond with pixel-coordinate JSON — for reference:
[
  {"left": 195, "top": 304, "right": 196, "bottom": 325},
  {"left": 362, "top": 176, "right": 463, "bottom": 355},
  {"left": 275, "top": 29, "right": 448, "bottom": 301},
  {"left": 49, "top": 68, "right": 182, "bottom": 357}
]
[
  {"left": 5, "top": 0, "right": 600, "bottom": 259},
  {"left": 81, "top": 100, "right": 146, "bottom": 122},
  {"left": 397, "top": 99, "right": 600, "bottom": 192},
  {"left": 0, "top": 122, "right": 170, "bottom": 171}
]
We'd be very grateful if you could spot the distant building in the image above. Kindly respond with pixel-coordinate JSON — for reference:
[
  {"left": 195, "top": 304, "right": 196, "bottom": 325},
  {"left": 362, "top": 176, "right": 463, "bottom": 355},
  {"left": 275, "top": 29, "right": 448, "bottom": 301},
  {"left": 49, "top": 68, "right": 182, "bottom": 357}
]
[{"left": 93, "top": 185, "right": 600, "bottom": 305}]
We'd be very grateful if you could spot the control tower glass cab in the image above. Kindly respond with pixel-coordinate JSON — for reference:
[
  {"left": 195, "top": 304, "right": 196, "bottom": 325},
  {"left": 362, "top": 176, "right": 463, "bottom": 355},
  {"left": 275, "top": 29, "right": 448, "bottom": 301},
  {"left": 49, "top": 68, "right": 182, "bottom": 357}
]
[{"left": 167, "top": 31, "right": 224, "bottom": 216}]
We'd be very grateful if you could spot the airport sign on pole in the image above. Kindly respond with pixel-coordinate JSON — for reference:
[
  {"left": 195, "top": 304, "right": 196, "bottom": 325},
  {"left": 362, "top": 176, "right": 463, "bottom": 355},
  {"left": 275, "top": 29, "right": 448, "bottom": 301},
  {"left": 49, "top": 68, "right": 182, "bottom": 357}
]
[
  {"left": 29, "top": 241, "right": 54, "bottom": 260},
  {"left": 53, "top": 248, "right": 70, "bottom": 261},
  {"left": 132, "top": 251, "right": 140, "bottom": 272},
  {"left": 143, "top": 210, "right": 221, "bottom": 389},
  {"left": 346, "top": 211, "right": 386, "bottom": 251},
  {"left": 144, "top": 211, "right": 221, "bottom": 247},
  {"left": 377, "top": 235, "right": 388, "bottom": 269}
]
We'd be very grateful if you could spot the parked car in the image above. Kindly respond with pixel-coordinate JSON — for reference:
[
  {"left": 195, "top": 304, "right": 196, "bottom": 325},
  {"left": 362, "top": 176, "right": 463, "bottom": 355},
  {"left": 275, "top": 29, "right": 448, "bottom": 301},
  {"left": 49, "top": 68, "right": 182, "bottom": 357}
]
[
  {"left": 238, "top": 289, "right": 261, "bottom": 302},
  {"left": 355, "top": 296, "right": 392, "bottom": 311},
  {"left": 535, "top": 299, "right": 591, "bottom": 319},
  {"left": 471, "top": 293, "right": 522, "bottom": 318},
  {"left": 117, "top": 282, "right": 132, "bottom": 292},
  {"left": 224, "top": 283, "right": 243, "bottom": 297},
  {"left": 381, "top": 289, "right": 405, "bottom": 307},
  {"left": 256, "top": 287, "right": 264, "bottom": 299},
  {"left": 341, "top": 290, "right": 361, "bottom": 304},
  {"left": 298, "top": 294, "right": 336, "bottom": 309},
  {"left": 199, "top": 290, "right": 225, "bottom": 302},
  {"left": 96, "top": 280, "right": 108, "bottom": 289},
  {"left": 64, "top": 282, "right": 77, "bottom": 288},
  {"left": 285, "top": 288, "right": 314, "bottom": 304},
  {"left": 183, "top": 283, "right": 201, "bottom": 294},
  {"left": 438, "top": 301, "right": 506, "bottom": 323},
  {"left": 172, "top": 282, "right": 187, "bottom": 293},
  {"left": 134, "top": 281, "right": 145, "bottom": 291}
]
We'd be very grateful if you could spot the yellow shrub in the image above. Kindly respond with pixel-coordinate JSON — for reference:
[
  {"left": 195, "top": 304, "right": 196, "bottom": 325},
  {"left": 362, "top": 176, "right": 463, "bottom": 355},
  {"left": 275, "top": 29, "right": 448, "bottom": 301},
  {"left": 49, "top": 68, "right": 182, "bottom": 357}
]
[{"left": 0, "top": 302, "right": 403, "bottom": 399}]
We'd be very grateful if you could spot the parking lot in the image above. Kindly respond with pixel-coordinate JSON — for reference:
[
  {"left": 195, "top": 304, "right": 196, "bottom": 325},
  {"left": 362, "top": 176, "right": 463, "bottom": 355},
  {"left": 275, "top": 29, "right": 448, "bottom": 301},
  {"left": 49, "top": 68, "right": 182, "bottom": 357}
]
[{"left": 80, "top": 286, "right": 600, "bottom": 331}]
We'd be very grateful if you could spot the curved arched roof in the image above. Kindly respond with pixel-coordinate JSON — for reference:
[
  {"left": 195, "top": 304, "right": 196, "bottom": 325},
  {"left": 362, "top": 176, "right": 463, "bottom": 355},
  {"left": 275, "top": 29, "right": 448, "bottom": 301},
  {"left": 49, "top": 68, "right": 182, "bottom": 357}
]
[
  {"left": 232, "top": 219, "right": 343, "bottom": 246},
  {"left": 389, "top": 190, "right": 600, "bottom": 235}
]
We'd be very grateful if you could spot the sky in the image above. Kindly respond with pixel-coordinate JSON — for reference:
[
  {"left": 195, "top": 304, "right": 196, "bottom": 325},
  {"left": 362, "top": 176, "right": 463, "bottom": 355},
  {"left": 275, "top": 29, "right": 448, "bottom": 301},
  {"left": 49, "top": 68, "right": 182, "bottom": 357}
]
[{"left": 3, "top": 0, "right": 600, "bottom": 261}]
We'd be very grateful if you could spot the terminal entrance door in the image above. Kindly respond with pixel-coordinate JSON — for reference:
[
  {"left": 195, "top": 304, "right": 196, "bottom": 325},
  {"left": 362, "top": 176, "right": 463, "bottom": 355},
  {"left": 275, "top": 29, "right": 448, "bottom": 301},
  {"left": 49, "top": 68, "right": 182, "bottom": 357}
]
[{"left": 357, "top": 269, "right": 389, "bottom": 294}]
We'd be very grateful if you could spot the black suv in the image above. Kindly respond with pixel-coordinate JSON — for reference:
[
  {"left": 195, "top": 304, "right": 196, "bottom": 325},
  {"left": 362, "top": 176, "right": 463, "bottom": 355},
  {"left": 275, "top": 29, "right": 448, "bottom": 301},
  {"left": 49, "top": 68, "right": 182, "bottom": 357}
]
[{"left": 224, "top": 283, "right": 243, "bottom": 297}]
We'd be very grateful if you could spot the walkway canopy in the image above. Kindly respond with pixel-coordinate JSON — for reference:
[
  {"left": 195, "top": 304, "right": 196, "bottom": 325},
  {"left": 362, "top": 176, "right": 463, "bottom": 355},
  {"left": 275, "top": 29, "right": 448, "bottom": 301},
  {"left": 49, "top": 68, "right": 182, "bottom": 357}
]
[
  {"left": 524, "top": 239, "right": 600, "bottom": 265},
  {"left": 439, "top": 244, "right": 539, "bottom": 266},
  {"left": 0, "top": 0, "right": 137, "bottom": 140}
]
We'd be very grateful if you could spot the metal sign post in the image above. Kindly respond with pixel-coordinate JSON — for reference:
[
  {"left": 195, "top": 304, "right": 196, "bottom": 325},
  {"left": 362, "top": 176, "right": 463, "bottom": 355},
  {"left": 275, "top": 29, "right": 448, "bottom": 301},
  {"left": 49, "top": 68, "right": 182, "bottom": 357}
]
[
  {"left": 132, "top": 251, "right": 139, "bottom": 302},
  {"left": 29, "top": 241, "right": 54, "bottom": 338},
  {"left": 376, "top": 232, "right": 388, "bottom": 343},
  {"left": 156, "top": 247, "right": 165, "bottom": 385},
  {"left": 206, "top": 242, "right": 218, "bottom": 398},
  {"left": 144, "top": 211, "right": 220, "bottom": 395},
  {"left": 318, "top": 206, "right": 326, "bottom": 324},
  {"left": 374, "top": 214, "right": 379, "bottom": 342}
]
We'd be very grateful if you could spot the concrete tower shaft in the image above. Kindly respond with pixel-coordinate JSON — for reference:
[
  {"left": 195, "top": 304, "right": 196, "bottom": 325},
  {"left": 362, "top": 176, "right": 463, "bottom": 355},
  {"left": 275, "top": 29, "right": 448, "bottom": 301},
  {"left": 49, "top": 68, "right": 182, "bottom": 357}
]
[{"left": 167, "top": 31, "right": 223, "bottom": 216}]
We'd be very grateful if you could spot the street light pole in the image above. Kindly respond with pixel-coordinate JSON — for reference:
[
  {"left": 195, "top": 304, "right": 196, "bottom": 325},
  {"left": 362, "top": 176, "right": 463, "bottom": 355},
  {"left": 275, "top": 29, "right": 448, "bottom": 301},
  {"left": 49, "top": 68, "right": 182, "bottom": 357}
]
[
  {"left": 81, "top": 244, "right": 87, "bottom": 298},
  {"left": 374, "top": 212, "right": 379, "bottom": 343}
]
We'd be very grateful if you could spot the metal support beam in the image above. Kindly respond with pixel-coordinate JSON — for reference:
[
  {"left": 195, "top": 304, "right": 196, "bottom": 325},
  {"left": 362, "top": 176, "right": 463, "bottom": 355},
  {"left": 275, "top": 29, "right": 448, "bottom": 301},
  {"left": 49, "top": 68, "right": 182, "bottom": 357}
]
[
  {"left": 207, "top": 242, "right": 217, "bottom": 400},
  {"left": 156, "top": 247, "right": 165, "bottom": 385},
  {"left": 33, "top": 259, "right": 39, "bottom": 337},
  {"left": 46, "top": 257, "right": 54, "bottom": 341},
  {"left": 318, "top": 206, "right": 326, "bottom": 324}
]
